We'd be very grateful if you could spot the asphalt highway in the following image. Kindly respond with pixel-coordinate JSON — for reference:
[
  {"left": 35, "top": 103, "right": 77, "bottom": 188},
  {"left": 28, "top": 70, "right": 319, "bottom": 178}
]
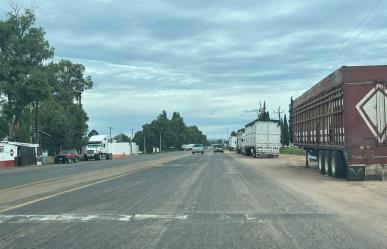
[
  {"left": 0, "top": 152, "right": 181, "bottom": 190},
  {"left": 0, "top": 151, "right": 385, "bottom": 249}
]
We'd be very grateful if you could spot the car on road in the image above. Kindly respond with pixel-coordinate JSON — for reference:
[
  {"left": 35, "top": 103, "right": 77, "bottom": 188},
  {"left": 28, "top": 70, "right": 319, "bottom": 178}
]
[
  {"left": 213, "top": 144, "right": 224, "bottom": 153},
  {"left": 55, "top": 149, "right": 80, "bottom": 164},
  {"left": 192, "top": 144, "right": 204, "bottom": 154}
]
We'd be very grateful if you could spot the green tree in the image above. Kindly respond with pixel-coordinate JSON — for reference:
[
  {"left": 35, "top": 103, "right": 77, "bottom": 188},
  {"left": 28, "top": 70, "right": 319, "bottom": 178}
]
[
  {"left": 258, "top": 101, "right": 271, "bottom": 121},
  {"left": 282, "top": 114, "right": 290, "bottom": 146},
  {"left": 133, "top": 111, "right": 208, "bottom": 152},
  {"left": 113, "top": 133, "right": 130, "bottom": 143},
  {"left": 88, "top": 129, "right": 99, "bottom": 138},
  {"left": 231, "top": 131, "right": 236, "bottom": 136},
  {"left": 0, "top": 6, "right": 54, "bottom": 140},
  {"left": 52, "top": 60, "right": 93, "bottom": 105}
]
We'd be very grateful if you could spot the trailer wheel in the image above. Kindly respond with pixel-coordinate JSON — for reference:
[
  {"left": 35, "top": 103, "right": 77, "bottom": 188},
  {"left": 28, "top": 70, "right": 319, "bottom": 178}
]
[
  {"left": 331, "top": 151, "right": 337, "bottom": 177},
  {"left": 318, "top": 150, "right": 325, "bottom": 174},
  {"left": 331, "top": 151, "right": 346, "bottom": 178},
  {"left": 324, "top": 152, "right": 331, "bottom": 176}
]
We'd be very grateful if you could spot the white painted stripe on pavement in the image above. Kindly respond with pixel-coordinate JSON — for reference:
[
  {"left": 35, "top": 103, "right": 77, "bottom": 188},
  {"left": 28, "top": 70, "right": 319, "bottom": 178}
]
[{"left": 0, "top": 214, "right": 188, "bottom": 223}]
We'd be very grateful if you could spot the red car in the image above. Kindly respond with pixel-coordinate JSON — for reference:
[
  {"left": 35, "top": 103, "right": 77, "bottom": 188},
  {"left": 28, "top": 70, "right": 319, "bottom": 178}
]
[{"left": 55, "top": 149, "right": 80, "bottom": 164}]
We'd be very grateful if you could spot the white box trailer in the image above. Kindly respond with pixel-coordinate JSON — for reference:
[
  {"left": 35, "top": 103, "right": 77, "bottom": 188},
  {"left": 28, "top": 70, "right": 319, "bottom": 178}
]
[
  {"left": 236, "top": 129, "right": 246, "bottom": 154},
  {"left": 228, "top": 136, "right": 237, "bottom": 151},
  {"left": 83, "top": 136, "right": 140, "bottom": 160},
  {"left": 109, "top": 142, "right": 139, "bottom": 158},
  {"left": 244, "top": 120, "right": 281, "bottom": 158}
]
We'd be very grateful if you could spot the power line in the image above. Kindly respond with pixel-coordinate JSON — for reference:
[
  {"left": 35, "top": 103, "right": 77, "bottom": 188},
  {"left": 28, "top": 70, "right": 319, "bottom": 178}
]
[
  {"left": 330, "top": 1, "right": 387, "bottom": 66},
  {"left": 300, "top": 0, "right": 387, "bottom": 88},
  {"left": 322, "top": 0, "right": 385, "bottom": 69}
]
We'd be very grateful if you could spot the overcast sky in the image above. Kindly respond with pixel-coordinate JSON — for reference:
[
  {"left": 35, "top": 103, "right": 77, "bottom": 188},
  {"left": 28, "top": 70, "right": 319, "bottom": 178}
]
[{"left": 1, "top": 0, "right": 387, "bottom": 139}]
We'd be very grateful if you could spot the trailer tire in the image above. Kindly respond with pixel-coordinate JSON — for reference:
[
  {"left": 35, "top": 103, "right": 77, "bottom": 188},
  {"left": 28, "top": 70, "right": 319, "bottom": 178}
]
[
  {"left": 318, "top": 150, "right": 325, "bottom": 174},
  {"left": 324, "top": 151, "right": 331, "bottom": 176},
  {"left": 251, "top": 148, "right": 256, "bottom": 158},
  {"left": 331, "top": 150, "right": 346, "bottom": 178},
  {"left": 331, "top": 151, "right": 338, "bottom": 177}
]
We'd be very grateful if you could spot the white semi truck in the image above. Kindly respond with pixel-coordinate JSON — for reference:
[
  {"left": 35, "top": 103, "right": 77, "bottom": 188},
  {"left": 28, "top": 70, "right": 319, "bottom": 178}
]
[
  {"left": 236, "top": 128, "right": 246, "bottom": 154},
  {"left": 228, "top": 136, "right": 237, "bottom": 151},
  {"left": 244, "top": 120, "right": 281, "bottom": 158},
  {"left": 84, "top": 135, "right": 113, "bottom": 160}
]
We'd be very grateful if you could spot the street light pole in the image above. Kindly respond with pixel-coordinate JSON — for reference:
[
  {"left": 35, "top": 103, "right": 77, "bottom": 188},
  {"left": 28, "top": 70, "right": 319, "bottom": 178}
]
[
  {"left": 159, "top": 132, "right": 162, "bottom": 153},
  {"left": 130, "top": 128, "right": 134, "bottom": 155},
  {"left": 143, "top": 133, "right": 146, "bottom": 154},
  {"left": 108, "top": 126, "right": 112, "bottom": 141}
]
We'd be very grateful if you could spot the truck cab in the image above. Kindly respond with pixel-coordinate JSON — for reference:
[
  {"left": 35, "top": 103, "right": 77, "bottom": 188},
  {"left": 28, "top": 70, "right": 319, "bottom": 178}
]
[{"left": 84, "top": 135, "right": 113, "bottom": 160}]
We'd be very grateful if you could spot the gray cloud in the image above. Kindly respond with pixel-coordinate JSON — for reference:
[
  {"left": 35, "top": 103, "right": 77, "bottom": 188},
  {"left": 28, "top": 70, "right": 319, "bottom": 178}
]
[{"left": 1, "top": 0, "right": 386, "bottom": 138}]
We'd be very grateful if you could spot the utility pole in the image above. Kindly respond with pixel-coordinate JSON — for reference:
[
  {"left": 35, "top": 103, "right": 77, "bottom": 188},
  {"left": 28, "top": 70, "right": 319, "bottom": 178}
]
[
  {"left": 274, "top": 106, "right": 284, "bottom": 123},
  {"left": 159, "top": 131, "right": 162, "bottom": 153},
  {"left": 143, "top": 133, "right": 146, "bottom": 154},
  {"left": 108, "top": 126, "right": 112, "bottom": 141},
  {"left": 130, "top": 128, "right": 134, "bottom": 155},
  {"left": 226, "top": 128, "right": 229, "bottom": 146}
]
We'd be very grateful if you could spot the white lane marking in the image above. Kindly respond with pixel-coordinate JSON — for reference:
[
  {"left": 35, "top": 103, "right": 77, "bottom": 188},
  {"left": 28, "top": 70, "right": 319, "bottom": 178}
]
[
  {"left": 0, "top": 214, "right": 188, "bottom": 223},
  {"left": 157, "top": 164, "right": 184, "bottom": 167},
  {"left": 0, "top": 170, "right": 141, "bottom": 213}
]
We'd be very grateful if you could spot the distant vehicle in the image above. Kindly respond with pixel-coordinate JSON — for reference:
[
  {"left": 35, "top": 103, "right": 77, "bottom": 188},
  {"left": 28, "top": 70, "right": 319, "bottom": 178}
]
[
  {"left": 192, "top": 144, "right": 204, "bottom": 154},
  {"left": 181, "top": 144, "right": 189, "bottom": 151},
  {"left": 228, "top": 136, "right": 237, "bottom": 151},
  {"left": 55, "top": 149, "right": 80, "bottom": 164},
  {"left": 187, "top": 144, "right": 195, "bottom": 150},
  {"left": 213, "top": 144, "right": 224, "bottom": 153},
  {"left": 244, "top": 120, "right": 281, "bottom": 158},
  {"left": 83, "top": 135, "right": 113, "bottom": 160}
]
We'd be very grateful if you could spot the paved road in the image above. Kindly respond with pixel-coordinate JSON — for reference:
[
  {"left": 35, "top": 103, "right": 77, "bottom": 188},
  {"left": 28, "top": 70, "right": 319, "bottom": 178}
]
[
  {"left": 0, "top": 152, "right": 182, "bottom": 190},
  {"left": 0, "top": 152, "right": 385, "bottom": 249}
]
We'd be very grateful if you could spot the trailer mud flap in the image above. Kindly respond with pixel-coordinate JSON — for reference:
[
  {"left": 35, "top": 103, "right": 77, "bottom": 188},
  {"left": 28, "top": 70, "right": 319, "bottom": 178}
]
[
  {"left": 365, "top": 165, "right": 384, "bottom": 181},
  {"left": 347, "top": 166, "right": 365, "bottom": 181}
]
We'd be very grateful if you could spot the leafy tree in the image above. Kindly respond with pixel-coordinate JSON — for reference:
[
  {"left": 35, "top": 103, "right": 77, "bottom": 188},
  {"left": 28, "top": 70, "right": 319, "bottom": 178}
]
[
  {"left": 0, "top": 6, "right": 93, "bottom": 154},
  {"left": 0, "top": 6, "right": 54, "bottom": 140},
  {"left": 282, "top": 114, "right": 290, "bottom": 146},
  {"left": 230, "top": 131, "right": 237, "bottom": 136},
  {"left": 88, "top": 129, "right": 99, "bottom": 138},
  {"left": 113, "top": 133, "right": 130, "bottom": 143},
  {"left": 51, "top": 60, "right": 93, "bottom": 105},
  {"left": 289, "top": 97, "right": 294, "bottom": 144},
  {"left": 133, "top": 111, "right": 208, "bottom": 152},
  {"left": 258, "top": 101, "right": 270, "bottom": 121}
]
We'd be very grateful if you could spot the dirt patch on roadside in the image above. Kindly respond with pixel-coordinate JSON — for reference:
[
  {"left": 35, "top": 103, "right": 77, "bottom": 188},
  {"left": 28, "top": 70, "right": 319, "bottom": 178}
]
[
  {"left": 0, "top": 153, "right": 189, "bottom": 211},
  {"left": 232, "top": 153, "right": 387, "bottom": 238}
]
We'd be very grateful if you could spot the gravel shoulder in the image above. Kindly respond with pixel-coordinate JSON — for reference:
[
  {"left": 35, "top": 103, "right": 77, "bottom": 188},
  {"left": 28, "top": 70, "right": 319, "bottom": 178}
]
[{"left": 232, "top": 152, "right": 387, "bottom": 239}]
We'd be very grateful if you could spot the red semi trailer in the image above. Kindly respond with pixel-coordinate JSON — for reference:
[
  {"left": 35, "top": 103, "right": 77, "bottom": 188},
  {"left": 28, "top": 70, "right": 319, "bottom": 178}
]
[{"left": 293, "top": 65, "right": 387, "bottom": 180}]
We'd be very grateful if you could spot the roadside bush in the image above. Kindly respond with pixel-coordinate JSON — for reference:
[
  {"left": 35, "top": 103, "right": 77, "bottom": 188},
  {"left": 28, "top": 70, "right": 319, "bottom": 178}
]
[{"left": 280, "top": 147, "right": 305, "bottom": 155}]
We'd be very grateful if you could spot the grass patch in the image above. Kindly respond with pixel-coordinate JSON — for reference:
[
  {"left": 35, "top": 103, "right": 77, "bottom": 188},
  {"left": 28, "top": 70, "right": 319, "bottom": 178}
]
[{"left": 280, "top": 146, "right": 305, "bottom": 155}]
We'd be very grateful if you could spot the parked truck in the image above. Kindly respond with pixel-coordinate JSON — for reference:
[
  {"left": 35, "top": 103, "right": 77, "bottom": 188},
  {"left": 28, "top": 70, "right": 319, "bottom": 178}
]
[
  {"left": 244, "top": 120, "right": 281, "bottom": 157},
  {"left": 84, "top": 135, "right": 113, "bottom": 160},
  {"left": 293, "top": 65, "right": 387, "bottom": 180},
  {"left": 236, "top": 128, "right": 246, "bottom": 154},
  {"left": 228, "top": 136, "right": 237, "bottom": 151}
]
